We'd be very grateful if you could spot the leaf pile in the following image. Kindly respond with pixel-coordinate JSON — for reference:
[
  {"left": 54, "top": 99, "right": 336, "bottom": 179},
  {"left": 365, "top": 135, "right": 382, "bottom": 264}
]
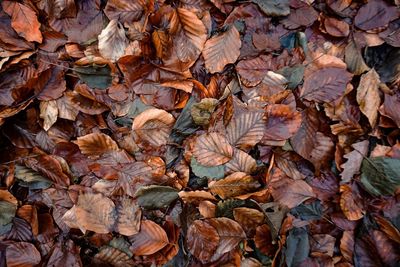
[{"left": 1, "top": 0, "right": 400, "bottom": 266}]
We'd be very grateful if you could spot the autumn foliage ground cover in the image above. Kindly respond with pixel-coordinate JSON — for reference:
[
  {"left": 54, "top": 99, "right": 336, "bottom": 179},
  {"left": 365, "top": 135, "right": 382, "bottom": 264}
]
[{"left": 0, "top": 0, "right": 400, "bottom": 266}]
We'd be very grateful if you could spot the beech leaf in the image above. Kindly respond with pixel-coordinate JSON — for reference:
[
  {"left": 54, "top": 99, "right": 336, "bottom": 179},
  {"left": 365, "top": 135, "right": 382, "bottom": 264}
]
[
  {"left": 98, "top": 20, "right": 129, "bottom": 62},
  {"left": 129, "top": 220, "right": 169, "bottom": 256},
  {"left": 193, "top": 132, "right": 234, "bottom": 167}
]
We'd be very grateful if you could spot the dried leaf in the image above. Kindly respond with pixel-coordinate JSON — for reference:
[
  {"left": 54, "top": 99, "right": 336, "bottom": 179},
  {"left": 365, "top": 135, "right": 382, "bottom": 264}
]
[
  {"left": 2, "top": 1, "right": 42, "bottom": 43},
  {"left": 116, "top": 198, "right": 141, "bottom": 236},
  {"left": 6, "top": 241, "right": 41, "bottom": 267},
  {"left": 75, "top": 193, "right": 116, "bottom": 234},
  {"left": 187, "top": 219, "right": 220, "bottom": 263},
  {"left": 345, "top": 40, "right": 370, "bottom": 75},
  {"left": 191, "top": 157, "right": 225, "bottom": 180},
  {"left": 129, "top": 220, "right": 168, "bottom": 255},
  {"left": 104, "top": 0, "right": 146, "bottom": 24},
  {"left": 225, "top": 149, "right": 257, "bottom": 175},
  {"left": 356, "top": 69, "right": 381, "bottom": 128},
  {"left": 208, "top": 217, "right": 246, "bottom": 257},
  {"left": 132, "top": 108, "right": 175, "bottom": 147},
  {"left": 135, "top": 185, "right": 179, "bottom": 209},
  {"left": 226, "top": 111, "right": 265, "bottom": 150},
  {"left": 202, "top": 26, "right": 241, "bottom": 73},
  {"left": 209, "top": 172, "right": 260, "bottom": 199},
  {"left": 301, "top": 67, "right": 352, "bottom": 103},
  {"left": 98, "top": 20, "right": 129, "bottom": 62},
  {"left": 252, "top": 0, "right": 290, "bottom": 17},
  {"left": 193, "top": 132, "right": 234, "bottom": 167},
  {"left": 340, "top": 184, "right": 365, "bottom": 221},
  {"left": 40, "top": 100, "right": 58, "bottom": 131},
  {"left": 354, "top": 0, "right": 398, "bottom": 31},
  {"left": 75, "top": 133, "right": 119, "bottom": 159},
  {"left": 340, "top": 140, "right": 369, "bottom": 183}
]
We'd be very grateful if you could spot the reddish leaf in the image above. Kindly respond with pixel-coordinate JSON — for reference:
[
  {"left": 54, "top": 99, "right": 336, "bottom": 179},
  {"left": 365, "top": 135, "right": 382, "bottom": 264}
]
[
  {"left": 340, "top": 184, "right": 365, "bottom": 221},
  {"left": 2, "top": 1, "right": 42, "bottom": 43},
  {"left": 75, "top": 133, "right": 119, "bottom": 159},
  {"left": 209, "top": 172, "right": 261, "bottom": 199},
  {"left": 202, "top": 26, "right": 241, "bottom": 73},
  {"left": 187, "top": 220, "right": 220, "bottom": 263},
  {"left": 354, "top": 0, "right": 398, "bottom": 31},
  {"left": 6, "top": 241, "right": 41, "bottom": 267},
  {"left": 129, "top": 220, "right": 169, "bottom": 255},
  {"left": 104, "top": 0, "right": 147, "bottom": 24},
  {"left": 301, "top": 67, "right": 352, "bottom": 103}
]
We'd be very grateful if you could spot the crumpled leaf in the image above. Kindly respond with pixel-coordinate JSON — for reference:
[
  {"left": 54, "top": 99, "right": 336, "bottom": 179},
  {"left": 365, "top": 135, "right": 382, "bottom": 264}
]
[
  {"left": 115, "top": 198, "right": 141, "bottom": 236},
  {"left": 98, "top": 19, "right": 129, "bottom": 62},
  {"left": 202, "top": 26, "right": 241, "bottom": 73},
  {"left": 191, "top": 98, "right": 219, "bottom": 126},
  {"left": 15, "top": 165, "right": 52, "bottom": 189},
  {"left": 360, "top": 157, "right": 400, "bottom": 196},
  {"left": 291, "top": 200, "right": 322, "bottom": 221},
  {"left": 209, "top": 172, "right": 261, "bottom": 199}
]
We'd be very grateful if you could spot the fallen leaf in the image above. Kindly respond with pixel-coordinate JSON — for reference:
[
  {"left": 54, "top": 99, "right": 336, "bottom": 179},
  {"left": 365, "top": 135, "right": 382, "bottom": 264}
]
[
  {"left": 5, "top": 241, "right": 41, "bottom": 267},
  {"left": 135, "top": 185, "right": 179, "bottom": 209},
  {"left": 202, "top": 26, "right": 241, "bottom": 73},
  {"left": 193, "top": 132, "right": 234, "bottom": 167},
  {"left": 340, "top": 184, "right": 365, "bottom": 221},
  {"left": 115, "top": 198, "right": 141, "bottom": 236},
  {"left": 252, "top": 0, "right": 290, "bottom": 17},
  {"left": 132, "top": 108, "right": 175, "bottom": 147},
  {"left": 354, "top": 0, "right": 398, "bottom": 31},
  {"left": 340, "top": 140, "right": 369, "bottom": 183},
  {"left": 129, "top": 220, "right": 169, "bottom": 255},
  {"left": 2, "top": 1, "right": 42, "bottom": 43},
  {"left": 40, "top": 100, "right": 58, "bottom": 131},
  {"left": 209, "top": 172, "right": 261, "bottom": 199},
  {"left": 98, "top": 20, "right": 129, "bottom": 62},
  {"left": 104, "top": 0, "right": 146, "bottom": 24},
  {"left": 186, "top": 220, "right": 220, "bottom": 263},
  {"left": 356, "top": 69, "right": 381, "bottom": 128},
  {"left": 75, "top": 133, "right": 119, "bottom": 159}
]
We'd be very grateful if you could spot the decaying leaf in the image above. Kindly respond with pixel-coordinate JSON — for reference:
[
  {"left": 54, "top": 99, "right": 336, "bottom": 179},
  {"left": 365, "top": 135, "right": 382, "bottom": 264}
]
[
  {"left": 98, "top": 20, "right": 129, "bottom": 62},
  {"left": 187, "top": 220, "right": 220, "bottom": 263},
  {"left": 209, "top": 172, "right": 261, "bottom": 199},
  {"left": 75, "top": 133, "right": 119, "bottom": 159}
]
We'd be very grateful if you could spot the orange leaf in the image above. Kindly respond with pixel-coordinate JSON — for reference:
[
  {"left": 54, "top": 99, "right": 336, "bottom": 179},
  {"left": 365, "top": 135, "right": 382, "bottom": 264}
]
[
  {"left": 187, "top": 220, "right": 220, "bottom": 263},
  {"left": 340, "top": 184, "right": 365, "bottom": 221},
  {"left": 129, "top": 220, "right": 169, "bottom": 255},
  {"left": 233, "top": 207, "right": 264, "bottom": 236},
  {"left": 208, "top": 217, "right": 246, "bottom": 258},
  {"left": 202, "top": 26, "right": 241, "bottom": 73},
  {"left": 2, "top": 1, "right": 42, "bottom": 43},
  {"left": 193, "top": 132, "right": 234, "bottom": 167},
  {"left": 116, "top": 198, "right": 141, "bottom": 236},
  {"left": 209, "top": 172, "right": 260, "bottom": 199},
  {"left": 75, "top": 133, "right": 119, "bottom": 159},
  {"left": 132, "top": 108, "right": 175, "bottom": 147}
]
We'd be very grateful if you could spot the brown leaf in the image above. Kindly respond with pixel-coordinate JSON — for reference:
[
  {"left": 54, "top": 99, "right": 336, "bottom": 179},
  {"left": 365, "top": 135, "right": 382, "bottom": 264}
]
[
  {"left": 263, "top": 104, "right": 302, "bottom": 142},
  {"left": 162, "top": 8, "right": 207, "bottom": 72},
  {"left": 2, "top": 1, "right": 42, "bottom": 43},
  {"left": 75, "top": 193, "right": 116, "bottom": 234},
  {"left": 115, "top": 198, "right": 141, "bottom": 236},
  {"left": 236, "top": 55, "right": 271, "bottom": 87},
  {"left": 199, "top": 200, "right": 216, "bottom": 218},
  {"left": 202, "top": 26, "right": 241, "bottom": 73},
  {"left": 357, "top": 69, "right": 381, "bottom": 128},
  {"left": 310, "top": 234, "right": 336, "bottom": 257},
  {"left": 269, "top": 168, "right": 315, "bottom": 209},
  {"left": 94, "top": 246, "right": 134, "bottom": 267},
  {"left": 193, "top": 132, "right": 234, "bottom": 167},
  {"left": 47, "top": 239, "right": 83, "bottom": 267},
  {"left": 374, "top": 215, "right": 400, "bottom": 244},
  {"left": 323, "top": 17, "right": 350, "bottom": 37},
  {"left": 129, "top": 220, "right": 169, "bottom": 255},
  {"left": 354, "top": 0, "right": 398, "bottom": 31},
  {"left": 340, "top": 184, "right": 365, "bottom": 221},
  {"left": 75, "top": 133, "right": 119, "bottom": 159},
  {"left": 225, "top": 148, "right": 257, "bottom": 175},
  {"left": 226, "top": 111, "right": 265, "bottom": 150},
  {"left": 254, "top": 224, "right": 276, "bottom": 257},
  {"left": 380, "top": 92, "right": 400, "bottom": 128},
  {"left": 186, "top": 220, "right": 220, "bottom": 263},
  {"left": 208, "top": 217, "right": 246, "bottom": 258},
  {"left": 281, "top": 6, "right": 318, "bottom": 29},
  {"left": 104, "top": 0, "right": 146, "bottom": 24},
  {"left": 178, "top": 190, "right": 217, "bottom": 204},
  {"left": 132, "top": 108, "right": 175, "bottom": 147},
  {"left": 233, "top": 207, "right": 264, "bottom": 236},
  {"left": 340, "top": 230, "right": 354, "bottom": 262},
  {"left": 16, "top": 205, "right": 38, "bottom": 236},
  {"left": 209, "top": 172, "right": 261, "bottom": 199},
  {"left": 40, "top": 100, "right": 58, "bottom": 131},
  {"left": 98, "top": 20, "right": 129, "bottom": 62},
  {"left": 340, "top": 140, "right": 369, "bottom": 183},
  {"left": 5, "top": 241, "right": 41, "bottom": 267},
  {"left": 301, "top": 67, "right": 352, "bottom": 103}
]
